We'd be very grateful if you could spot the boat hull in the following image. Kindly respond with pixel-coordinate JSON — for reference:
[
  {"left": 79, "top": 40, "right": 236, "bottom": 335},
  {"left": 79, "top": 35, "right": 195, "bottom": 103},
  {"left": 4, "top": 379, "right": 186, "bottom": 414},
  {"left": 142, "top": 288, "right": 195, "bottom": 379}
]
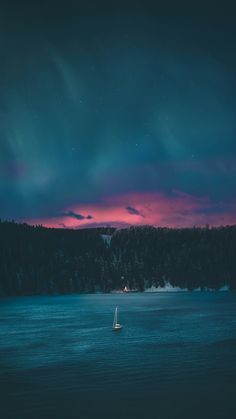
[{"left": 112, "top": 325, "right": 123, "bottom": 331}]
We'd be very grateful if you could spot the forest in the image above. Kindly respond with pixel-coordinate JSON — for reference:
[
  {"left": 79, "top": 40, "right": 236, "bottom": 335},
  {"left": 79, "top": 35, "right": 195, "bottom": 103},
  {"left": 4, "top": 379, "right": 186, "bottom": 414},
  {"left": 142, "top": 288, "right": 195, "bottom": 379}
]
[{"left": 0, "top": 220, "right": 235, "bottom": 296}]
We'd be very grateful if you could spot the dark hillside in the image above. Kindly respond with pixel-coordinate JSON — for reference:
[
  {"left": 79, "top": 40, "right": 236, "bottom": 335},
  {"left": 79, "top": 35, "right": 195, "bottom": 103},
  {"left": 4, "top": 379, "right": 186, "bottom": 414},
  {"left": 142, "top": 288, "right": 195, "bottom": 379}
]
[{"left": 0, "top": 221, "right": 235, "bottom": 296}]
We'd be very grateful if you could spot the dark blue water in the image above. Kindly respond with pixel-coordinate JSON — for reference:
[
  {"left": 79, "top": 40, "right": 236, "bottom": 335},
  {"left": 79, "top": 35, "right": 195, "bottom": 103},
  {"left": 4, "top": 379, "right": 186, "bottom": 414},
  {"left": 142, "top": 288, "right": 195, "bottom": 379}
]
[{"left": 1, "top": 293, "right": 236, "bottom": 419}]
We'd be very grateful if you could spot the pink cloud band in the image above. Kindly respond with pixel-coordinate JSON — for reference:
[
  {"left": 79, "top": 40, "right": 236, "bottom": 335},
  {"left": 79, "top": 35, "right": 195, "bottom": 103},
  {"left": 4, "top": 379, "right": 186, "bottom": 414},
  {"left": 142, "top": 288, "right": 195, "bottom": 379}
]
[{"left": 25, "top": 191, "right": 236, "bottom": 229}]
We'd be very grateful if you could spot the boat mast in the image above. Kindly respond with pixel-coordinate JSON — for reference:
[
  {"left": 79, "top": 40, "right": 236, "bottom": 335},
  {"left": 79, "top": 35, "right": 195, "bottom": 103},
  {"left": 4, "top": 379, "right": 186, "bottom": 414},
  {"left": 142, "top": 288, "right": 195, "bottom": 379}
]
[{"left": 113, "top": 307, "right": 117, "bottom": 327}]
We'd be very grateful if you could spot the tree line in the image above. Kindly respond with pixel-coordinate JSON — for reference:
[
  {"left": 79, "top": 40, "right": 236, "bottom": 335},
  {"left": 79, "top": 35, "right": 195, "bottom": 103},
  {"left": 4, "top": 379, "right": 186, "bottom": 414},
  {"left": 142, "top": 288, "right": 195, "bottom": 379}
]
[{"left": 0, "top": 220, "right": 235, "bottom": 296}]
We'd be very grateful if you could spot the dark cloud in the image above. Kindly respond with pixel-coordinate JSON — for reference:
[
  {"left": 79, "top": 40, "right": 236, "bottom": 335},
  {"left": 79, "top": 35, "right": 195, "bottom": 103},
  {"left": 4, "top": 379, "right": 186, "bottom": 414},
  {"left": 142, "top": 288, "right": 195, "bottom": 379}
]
[
  {"left": 126, "top": 206, "right": 141, "bottom": 216},
  {"left": 58, "top": 222, "right": 67, "bottom": 228},
  {"left": 58, "top": 211, "right": 93, "bottom": 220}
]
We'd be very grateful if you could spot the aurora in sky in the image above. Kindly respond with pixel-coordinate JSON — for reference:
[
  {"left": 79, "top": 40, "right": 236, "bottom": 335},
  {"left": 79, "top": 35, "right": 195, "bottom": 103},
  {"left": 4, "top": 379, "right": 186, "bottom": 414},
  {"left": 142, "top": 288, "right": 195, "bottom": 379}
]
[{"left": 1, "top": 1, "right": 236, "bottom": 229}]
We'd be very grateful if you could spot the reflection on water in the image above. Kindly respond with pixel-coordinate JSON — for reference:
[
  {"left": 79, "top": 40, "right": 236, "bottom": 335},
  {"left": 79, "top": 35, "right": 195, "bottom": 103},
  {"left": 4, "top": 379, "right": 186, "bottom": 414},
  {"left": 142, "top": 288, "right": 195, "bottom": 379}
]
[{"left": 0, "top": 293, "right": 236, "bottom": 419}]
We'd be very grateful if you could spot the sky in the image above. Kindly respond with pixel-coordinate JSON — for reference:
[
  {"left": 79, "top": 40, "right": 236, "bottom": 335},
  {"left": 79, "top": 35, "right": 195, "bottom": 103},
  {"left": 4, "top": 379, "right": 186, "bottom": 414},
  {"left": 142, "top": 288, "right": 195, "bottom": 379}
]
[{"left": 1, "top": 1, "right": 236, "bottom": 229}]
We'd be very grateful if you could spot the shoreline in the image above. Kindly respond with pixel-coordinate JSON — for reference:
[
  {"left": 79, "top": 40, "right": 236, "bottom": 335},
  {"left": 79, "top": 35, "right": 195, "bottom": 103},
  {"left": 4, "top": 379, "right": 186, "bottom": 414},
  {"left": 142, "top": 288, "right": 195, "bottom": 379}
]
[{"left": 0, "top": 287, "right": 233, "bottom": 298}]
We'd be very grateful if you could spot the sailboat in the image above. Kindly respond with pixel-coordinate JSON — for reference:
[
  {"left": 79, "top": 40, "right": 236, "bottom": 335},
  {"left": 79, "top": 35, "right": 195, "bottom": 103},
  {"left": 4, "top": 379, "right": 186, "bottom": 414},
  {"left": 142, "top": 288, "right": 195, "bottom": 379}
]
[{"left": 112, "top": 307, "right": 123, "bottom": 331}]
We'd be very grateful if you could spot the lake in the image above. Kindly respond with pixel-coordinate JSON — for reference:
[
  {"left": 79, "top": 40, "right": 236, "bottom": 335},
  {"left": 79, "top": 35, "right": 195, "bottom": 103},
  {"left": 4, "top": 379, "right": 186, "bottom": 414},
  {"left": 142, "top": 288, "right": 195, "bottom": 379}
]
[{"left": 0, "top": 293, "right": 236, "bottom": 419}]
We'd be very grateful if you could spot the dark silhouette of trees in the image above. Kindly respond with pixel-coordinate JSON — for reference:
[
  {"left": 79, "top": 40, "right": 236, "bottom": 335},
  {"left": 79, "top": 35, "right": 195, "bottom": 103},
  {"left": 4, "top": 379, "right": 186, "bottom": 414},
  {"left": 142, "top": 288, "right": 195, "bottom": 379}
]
[{"left": 0, "top": 220, "right": 235, "bottom": 296}]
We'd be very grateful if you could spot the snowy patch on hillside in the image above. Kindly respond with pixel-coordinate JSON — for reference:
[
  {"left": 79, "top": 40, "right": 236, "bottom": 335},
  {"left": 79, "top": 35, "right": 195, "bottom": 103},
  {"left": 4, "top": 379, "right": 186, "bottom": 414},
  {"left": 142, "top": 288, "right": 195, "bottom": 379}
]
[
  {"left": 101, "top": 234, "right": 112, "bottom": 246},
  {"left": 144, "top": 282, "right": 230, "bottom": 292},
  {"left": 145, "top": 282, "right": 188, "bottom": 292},
  {"left": 218, "top": 285, "right": 230, "bottom": 291},
  {"left": 195, "top": 285, "right": 230, "bottom": 292}
]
